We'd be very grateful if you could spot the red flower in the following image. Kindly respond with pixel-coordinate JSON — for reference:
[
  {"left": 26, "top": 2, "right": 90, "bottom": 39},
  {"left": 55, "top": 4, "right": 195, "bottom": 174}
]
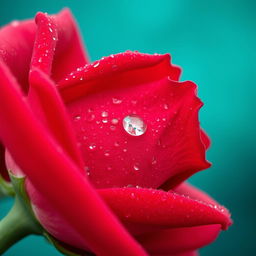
[{"left": 0, "top": 9, "right": 231, "bottom": 256}]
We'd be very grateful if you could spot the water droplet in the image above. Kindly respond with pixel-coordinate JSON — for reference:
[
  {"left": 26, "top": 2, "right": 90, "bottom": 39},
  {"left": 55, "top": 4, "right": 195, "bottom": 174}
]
[
  {"left": 80, "top": 77, "right": 84, "bottom": 81},
  {"left": 123, "top": 115, "right": 147, "bottom": 136},
  {"left": 112, "top": 64, "right": 118, "bottom": 70},
  {"left": 88, "top": 143, "right": 96, "bottom": 150},
  {"left": 123, "top": 148, "right": 128, "bottom": 152},
  {"left": 102, "top": 119, "right": 108, "bottom": 123},
  {"left": 38, "top": 57, "right": 42, "bottom": 63},
  {"left": 111, "top": 118, "right": 119, "bottom": 125},
  {"left": 93, "top": 62, "right": 99, "bottom": 68},
  {"left": 133, "top": 164, "right": 140, "bottom": 171},
  {"left": 163, "top": 104, "right": 169, "bottom": 110},
  {"left": 104, "top": 151, "right": 110, "bottom": 157},
  {"left": 152, "top": 157, "right": 157, "bottom": 165},
  {"left": 114, "top": 141, "right": 120, "bottom": 147},
  {"left": 53, "top": 37, "right": 57, "bottom": 41},
  {"left": 101, "top": 111, "right": 108, "bottom": 117},
  {"left": 112, "top": 98, "right": 122, "bottom": 104},
  {"left": 49, "top": 27, "right": 53, "bottom": 33},
  {"left": 110, "top": 126, "right": 116, "bottom": 131},
  {"left": 11, "top": 21, "right": 19, "bottom": 27},
  {"left": 74, "top": 115, "right": 81, "bottom": 121}
]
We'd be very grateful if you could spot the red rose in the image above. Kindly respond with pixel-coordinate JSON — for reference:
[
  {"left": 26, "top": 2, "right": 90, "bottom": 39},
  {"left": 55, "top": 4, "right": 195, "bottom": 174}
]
[{"left": 0, "top": 9, "right": 231, "bottom": 256}]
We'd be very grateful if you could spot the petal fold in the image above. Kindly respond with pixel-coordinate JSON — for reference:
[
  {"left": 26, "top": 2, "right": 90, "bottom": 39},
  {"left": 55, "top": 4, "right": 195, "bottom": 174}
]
[
  {"left": 31, "top": 10, "right": 89, "bottom": 81},
  {"left": 28, "top": 68, "right": 84, "bottom": 169}
]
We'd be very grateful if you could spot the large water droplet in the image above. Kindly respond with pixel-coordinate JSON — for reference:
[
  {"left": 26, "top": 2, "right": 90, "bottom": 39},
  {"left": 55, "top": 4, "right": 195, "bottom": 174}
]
[{"left": 123, "top": 115, "right": 147, "bottom": 136}]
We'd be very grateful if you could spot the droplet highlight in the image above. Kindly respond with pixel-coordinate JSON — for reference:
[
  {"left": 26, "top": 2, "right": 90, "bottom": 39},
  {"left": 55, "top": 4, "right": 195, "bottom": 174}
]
[{"left": 123, "top": 115, "right": 147, "bottom": 136}]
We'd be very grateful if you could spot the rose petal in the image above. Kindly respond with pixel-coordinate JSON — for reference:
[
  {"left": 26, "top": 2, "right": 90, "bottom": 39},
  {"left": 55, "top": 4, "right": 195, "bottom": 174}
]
[
  {"left": 58, "top": 52, "right": 209, "bottom": 189},
  {"left": 173, "top": 182, "right": 231, "bottom": 219},
  {"left": 138, "top": 225, "right": 219, "bottom": 255},
  {"left": 200, "top": 129, "right": 211, "bottom": 150},
  {"left": 58, "top": 51, "right": 180, "bottom": 102},
  {"left": 98, "top": 187, "right": 231, "bottom": 230},
  {"left": 51, "top": 9, "right": 89, "bottom": 82},
  {"left": 28, "top": 68, "right": 84, "bottom": 169},
  {"left": 0, "top": 9, "right": 88, "bottom": 92},
  {"left": 0, "top": 60, "right": 147, "bottom": 256},
  {"left": 0, "top": 19, "right": 36, "bottom": 91},
  {"left": 30, "top": 12, "right": 58, "bottom": 75},
  {"left": 153, "top": 250, "right": 198, "bottom": 256},
  {"left": 31, "top": 10, "right": 88, "bottom": 81}
]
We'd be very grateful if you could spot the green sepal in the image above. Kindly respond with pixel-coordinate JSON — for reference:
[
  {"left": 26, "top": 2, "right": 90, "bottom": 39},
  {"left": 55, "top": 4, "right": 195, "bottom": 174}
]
[
  {"left": 8, "top": 172, "right": 43, "bottom": 234},
  {"left": 5, "top": 173, "right": 93, "bottom": 256},
  {"left": 0, "top": 174, "right": 15, "bottom": 197},
  {"left": 44, "top": 233, "right": 94, "bottom": 256}
]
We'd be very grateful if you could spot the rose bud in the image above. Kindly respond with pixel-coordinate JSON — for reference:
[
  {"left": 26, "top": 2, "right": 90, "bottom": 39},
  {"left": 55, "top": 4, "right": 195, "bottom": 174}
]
[{"left": 0, "top": 9, "right": 232, "bottom": 256}]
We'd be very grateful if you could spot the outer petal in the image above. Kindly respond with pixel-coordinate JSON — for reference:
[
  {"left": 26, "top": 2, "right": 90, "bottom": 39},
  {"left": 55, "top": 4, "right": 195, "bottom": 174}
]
[
  {"left": 138, "top": 225, "right": 218, "bottom": 255},
  {"left": 58, "top": 52, "right": 209, "bottom": 189},
  {"left": 153, "top": 250, "right": 198, "bottom": 256},
  {"left": 98, "top": 187, "right": 231, "bottom": 230},
  {"left": 0, "top": 60, "right": 147, "bottom": 256},
  {"left": 0, "top": 19, "right": 36, "bottom": 91}
]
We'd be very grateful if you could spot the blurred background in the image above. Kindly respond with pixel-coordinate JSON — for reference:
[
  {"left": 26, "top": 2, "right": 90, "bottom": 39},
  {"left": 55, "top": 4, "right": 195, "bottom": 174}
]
[{"left": 0, "top": 0, "right": 255, "bottom": 255}]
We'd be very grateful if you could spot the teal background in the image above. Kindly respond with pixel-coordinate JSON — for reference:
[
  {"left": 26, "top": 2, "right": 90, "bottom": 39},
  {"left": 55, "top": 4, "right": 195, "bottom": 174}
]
[{"left": 0, "top": 0, "right": 255, "bottom": 255}]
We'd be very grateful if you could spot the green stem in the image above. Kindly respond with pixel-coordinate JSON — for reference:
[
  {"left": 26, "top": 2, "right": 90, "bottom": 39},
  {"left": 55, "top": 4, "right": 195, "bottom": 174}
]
[{"left": 0, "top": 198, "right": 40, "bottom": 254}]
